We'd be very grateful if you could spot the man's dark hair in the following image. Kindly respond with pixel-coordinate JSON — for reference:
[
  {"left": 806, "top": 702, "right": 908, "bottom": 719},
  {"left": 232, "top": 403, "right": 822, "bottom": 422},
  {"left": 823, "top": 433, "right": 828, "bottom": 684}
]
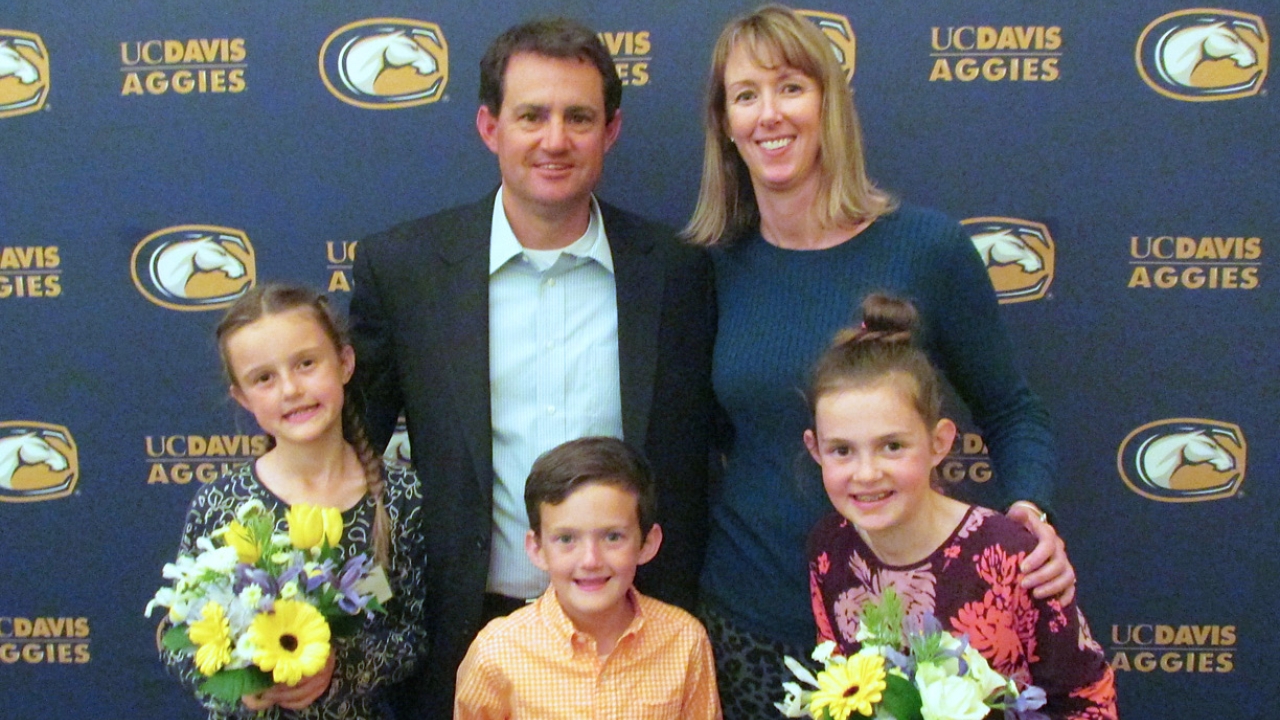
[
  {"left": 525, "top": 437, "right": 656, "bottom": 536},
  {"left": 478, "top": 17, "right": 622, "bottom": 121}
]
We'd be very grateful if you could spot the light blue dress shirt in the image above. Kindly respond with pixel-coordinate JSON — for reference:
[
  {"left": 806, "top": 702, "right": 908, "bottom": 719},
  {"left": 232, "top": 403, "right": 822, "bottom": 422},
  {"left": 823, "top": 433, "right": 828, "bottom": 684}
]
[{"left": 486, "top": 188, "right": 623, "bottom": 598}]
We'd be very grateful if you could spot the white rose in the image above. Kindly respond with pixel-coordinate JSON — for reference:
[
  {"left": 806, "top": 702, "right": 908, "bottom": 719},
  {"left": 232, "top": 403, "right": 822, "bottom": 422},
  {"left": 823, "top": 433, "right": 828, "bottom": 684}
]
[
  {"left": 962, "top": 648, "right": 1008, "bottom": 698},
  {"left": 919, "top": 675, "right": 989, "bottom": 720}
]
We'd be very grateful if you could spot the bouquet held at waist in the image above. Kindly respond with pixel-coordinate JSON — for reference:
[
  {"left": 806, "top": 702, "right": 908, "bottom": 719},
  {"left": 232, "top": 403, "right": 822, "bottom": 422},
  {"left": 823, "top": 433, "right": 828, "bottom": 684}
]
[{"left": 146, "top": 499, "right": 385, "bottom": 703}]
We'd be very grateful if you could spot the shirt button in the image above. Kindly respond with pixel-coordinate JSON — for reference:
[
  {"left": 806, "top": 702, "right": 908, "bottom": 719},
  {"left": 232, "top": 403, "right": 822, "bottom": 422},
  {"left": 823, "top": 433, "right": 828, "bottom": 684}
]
[
  {"left": 546, "top": 277, "right": 556, "bottom": 287},
  {"left": 546, "top": 405, "right": 556, "bottom": 415}
]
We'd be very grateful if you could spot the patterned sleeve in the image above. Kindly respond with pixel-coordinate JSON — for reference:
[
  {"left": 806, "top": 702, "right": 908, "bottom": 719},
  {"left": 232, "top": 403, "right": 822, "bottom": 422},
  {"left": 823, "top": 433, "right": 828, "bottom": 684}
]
[
  {"left": 1026, "top": 592, "right": 1119, "bottom": 719},
  {"left": 943, "top": 515, "right": 1115, "bottom": 719},
  {"left": 321, "top": 466, "right": 430, "bottom": 704},
  {"left": 807, "top": 516, "right": 839, "bottom": 646}
]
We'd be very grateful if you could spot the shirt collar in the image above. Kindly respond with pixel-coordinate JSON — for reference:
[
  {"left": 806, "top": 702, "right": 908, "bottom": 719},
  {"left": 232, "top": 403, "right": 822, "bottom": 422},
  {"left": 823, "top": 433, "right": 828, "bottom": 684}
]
[
  {"left": 488, "top": 186, "right": 614, "bottom": 275},
  {"left": 537, "top": 586, "right": 645, "bottom": 654}
]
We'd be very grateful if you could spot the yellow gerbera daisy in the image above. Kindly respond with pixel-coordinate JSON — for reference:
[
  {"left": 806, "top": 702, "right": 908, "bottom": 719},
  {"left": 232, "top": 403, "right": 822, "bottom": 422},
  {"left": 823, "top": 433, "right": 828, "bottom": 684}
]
[
  {"left": 249, "top": 599, "right": 331, "bottom": 686},
  {"left": 809, "top": 653, "right": 887, "bottom": 720},
  {"left": 187, "top": 602, "right": 232, "bottom": 676}
]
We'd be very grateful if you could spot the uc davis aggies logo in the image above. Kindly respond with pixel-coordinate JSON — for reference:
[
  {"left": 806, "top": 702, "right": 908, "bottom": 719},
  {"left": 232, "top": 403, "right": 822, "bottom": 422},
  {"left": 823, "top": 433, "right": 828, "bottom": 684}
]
[
  {"left": 131, "top": 225, "right": 255, "bottom": 311},
  {"left": 1118, "top": 419, "right": 1247, "bottom": 502},
  {"left": 319, "top": 19, "right": 448, "bottom": 109},
  {"left": 962, "top": 218, "right": 1055, "bottom": 303},
  {"left": 1137, "top": 9, "right": 1268, "bottom": 101},
  {"left": 0, "top": 422, "right": 78, "bottom": 502},
  {"left": 0, "top": 30, "right": 50, "bottom": 119},
  {"left": 797, "top": 10, "right": 855, "bottom": 81}
]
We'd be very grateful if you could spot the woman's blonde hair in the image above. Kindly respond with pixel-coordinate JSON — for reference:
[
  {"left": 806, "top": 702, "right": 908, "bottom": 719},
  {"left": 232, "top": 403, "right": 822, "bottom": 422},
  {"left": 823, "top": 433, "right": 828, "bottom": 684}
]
[
  {"left": 683, "top": 4, "right": 896, "bottom": 246},
  {"left": 216, "top": 283, "right": 392, "bottom": 567}
]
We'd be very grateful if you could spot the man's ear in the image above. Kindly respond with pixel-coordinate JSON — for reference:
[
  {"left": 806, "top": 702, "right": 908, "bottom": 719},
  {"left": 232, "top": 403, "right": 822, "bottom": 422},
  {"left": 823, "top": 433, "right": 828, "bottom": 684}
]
[
  {"left": 524, "top": 529, "right": 549, "bottom": 572},
  {"left": 603, "top": 109, "right": 622, "bottom": 154},
  {"left": 476, "top": 105, "right": 500, "bottom": 153},
  {"left": 637, "top": 523, "right": 663, "bottom": 566}
]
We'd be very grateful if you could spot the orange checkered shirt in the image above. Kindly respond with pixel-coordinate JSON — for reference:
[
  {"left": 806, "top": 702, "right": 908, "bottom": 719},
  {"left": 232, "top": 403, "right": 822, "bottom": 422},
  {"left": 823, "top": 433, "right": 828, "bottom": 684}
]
[{"left": 454, "top": 587, "right": 721, "bottom": 720}]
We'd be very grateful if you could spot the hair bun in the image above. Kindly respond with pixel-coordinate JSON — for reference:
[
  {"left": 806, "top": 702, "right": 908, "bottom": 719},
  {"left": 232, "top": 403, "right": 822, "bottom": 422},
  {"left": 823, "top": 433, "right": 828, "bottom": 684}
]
[{"left": 861, "top": 293, "right": 918, "bottom": 334}]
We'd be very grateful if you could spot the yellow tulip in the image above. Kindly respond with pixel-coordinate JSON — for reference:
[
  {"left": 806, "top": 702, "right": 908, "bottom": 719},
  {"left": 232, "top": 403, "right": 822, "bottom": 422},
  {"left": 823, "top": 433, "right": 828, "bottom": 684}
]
[
  {"left": 286, "top": 504, "right": 343, "bottom": 551},
  {"left": 223, "top": 520, "right": 261, "bottom": 564}
]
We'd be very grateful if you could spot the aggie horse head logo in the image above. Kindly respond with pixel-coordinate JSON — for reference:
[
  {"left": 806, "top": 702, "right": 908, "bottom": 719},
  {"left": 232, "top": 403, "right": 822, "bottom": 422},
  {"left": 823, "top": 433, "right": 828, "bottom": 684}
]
[
  {"left": 1137, "top": 10, "right": 1268, "bottom": 101},
  {"left": 131, "top": 226, "right": 255, "bottom": 311},
  {"left": 0, "top": 31, "right": 50, "bottom": 118},
  {"left": 0, "top": 423, "right": 78, "bottom": 502},
  {"left": 797, "top": 10, "right": 856, "bottom": 81},
  {"left": 320, "top": 19, "right": 449, "bottom": 109},
  {"left": 962, "top": 218, "right": 1055, "bottom": 303},
  {"left": 1118, "top": 419, "right": 1247, "bottom": 502}
]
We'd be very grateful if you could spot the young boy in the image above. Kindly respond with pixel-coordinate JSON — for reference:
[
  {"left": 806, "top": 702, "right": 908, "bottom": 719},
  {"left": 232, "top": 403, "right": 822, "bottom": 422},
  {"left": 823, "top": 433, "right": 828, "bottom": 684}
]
[{"left": 454, "top": 437, "right": 721, "bottom": 720}]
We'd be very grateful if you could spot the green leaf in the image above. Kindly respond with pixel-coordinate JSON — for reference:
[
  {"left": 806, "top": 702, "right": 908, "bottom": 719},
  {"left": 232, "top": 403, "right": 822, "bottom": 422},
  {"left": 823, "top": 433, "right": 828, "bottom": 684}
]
[
  {"left": 161, "top": 625, "right": 195, "bottom": 652},
  {"left": 366, "top": 597, "right": 386, "bottom": 614},
  {"left": 879, "top": 673, "right": 923, "bottom": 720},
  {"left": 199, "top": 667, "right": 274, "bottom": 704},
  {"left": 328, "top": 614, "right": 363, "bottom": 638}
]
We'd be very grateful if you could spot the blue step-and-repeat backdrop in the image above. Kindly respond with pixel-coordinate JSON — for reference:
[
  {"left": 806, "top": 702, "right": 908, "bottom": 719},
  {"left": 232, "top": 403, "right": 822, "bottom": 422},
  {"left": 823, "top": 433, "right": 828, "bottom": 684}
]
[{"left": 1, "top": 1, "right": 1276, "bottom": 718}]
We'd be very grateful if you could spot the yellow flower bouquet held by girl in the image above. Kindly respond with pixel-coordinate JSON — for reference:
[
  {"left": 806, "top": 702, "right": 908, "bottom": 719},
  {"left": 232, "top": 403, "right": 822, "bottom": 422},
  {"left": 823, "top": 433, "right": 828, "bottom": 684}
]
[
  {"left": 146, "top": 499, "right": 386, "bottom": 703},
  {"left": 776, "top": 589, "right": 1047, "bottom": 720}
]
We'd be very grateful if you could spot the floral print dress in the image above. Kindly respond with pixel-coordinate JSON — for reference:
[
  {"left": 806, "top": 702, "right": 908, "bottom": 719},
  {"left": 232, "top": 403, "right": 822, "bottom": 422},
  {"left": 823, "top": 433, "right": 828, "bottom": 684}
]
[{"left": 808, "top": 506, "right": 1117, "bottom": 720}]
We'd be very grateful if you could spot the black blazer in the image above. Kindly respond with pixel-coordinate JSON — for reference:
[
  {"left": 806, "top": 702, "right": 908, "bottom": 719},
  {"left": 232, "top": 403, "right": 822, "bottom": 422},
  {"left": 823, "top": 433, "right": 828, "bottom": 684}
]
[{"left": 349, "top": 191, "right": 715, "bottom": 718}]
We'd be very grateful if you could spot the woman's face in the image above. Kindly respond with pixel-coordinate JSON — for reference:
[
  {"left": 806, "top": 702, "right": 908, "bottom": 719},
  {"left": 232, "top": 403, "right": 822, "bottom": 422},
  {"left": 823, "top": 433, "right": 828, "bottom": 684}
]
[{"left": 723, "top": 41, "right": 824, "bottom": 198}]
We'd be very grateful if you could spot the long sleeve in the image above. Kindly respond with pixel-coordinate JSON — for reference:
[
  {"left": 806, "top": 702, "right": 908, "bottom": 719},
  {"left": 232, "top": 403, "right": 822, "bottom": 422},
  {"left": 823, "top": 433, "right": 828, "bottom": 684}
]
[
  {"left": 920, "top": 219, "right": 1057, "bottom": 512},
  {"left": 1023, "top": 596, "right": 1118, "bottom": 719}
]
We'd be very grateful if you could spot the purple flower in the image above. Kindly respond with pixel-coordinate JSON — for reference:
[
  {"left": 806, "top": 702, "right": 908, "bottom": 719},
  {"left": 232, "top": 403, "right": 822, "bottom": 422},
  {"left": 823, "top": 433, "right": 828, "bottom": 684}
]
[
  {"left": 277, "top": 561, "right": 306, "bottom": 588},
  {"left": 334, "top": 553, "right": 374, "bottom": 615},
  {"left": 882, "top": 646, "right": 913, "bottom": 674},
  {"left": 1011, "top": 686, "right": 1047, "bottom": 712},
  {"left": 304, "top": 559, "right": 336, "bottom": 593},
  {"left": 234, "top": 565, "right": 276, "bottom": 596}
]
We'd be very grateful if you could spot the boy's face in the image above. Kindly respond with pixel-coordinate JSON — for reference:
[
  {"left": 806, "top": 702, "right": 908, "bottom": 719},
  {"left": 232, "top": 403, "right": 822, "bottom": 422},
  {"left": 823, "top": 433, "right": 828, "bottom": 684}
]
[{"left": 526, "top": 482, "right": 661, "bottom": 635}]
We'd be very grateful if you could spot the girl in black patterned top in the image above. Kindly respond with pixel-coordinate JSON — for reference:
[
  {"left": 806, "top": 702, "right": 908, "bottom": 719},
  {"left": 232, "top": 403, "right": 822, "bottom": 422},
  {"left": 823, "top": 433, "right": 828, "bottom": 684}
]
[{"left": 161, "top": 283, "right": 428, "bottom": 719}]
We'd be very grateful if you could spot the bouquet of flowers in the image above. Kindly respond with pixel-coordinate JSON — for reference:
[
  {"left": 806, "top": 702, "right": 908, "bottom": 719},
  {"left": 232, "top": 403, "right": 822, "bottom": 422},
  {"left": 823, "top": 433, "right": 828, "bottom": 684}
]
[
  {"left": 146, "top": 499, "right": 384, "bottom": 703},
  {"left": 776, "top": 589, "right": 1047, "bottom": 720}
]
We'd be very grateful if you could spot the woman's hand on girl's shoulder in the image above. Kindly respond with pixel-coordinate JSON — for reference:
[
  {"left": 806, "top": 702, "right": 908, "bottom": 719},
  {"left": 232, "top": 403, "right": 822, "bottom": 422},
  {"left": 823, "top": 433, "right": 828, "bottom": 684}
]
[{"left": 1007, "top": 501, "right": 1076, "bottom": 604}]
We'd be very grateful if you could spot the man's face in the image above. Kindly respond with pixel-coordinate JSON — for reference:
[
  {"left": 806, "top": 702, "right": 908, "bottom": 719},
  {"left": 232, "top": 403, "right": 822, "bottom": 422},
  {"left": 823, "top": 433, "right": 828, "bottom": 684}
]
[{"left": 477, "top": 52, "right": 621, "bottom": 224}]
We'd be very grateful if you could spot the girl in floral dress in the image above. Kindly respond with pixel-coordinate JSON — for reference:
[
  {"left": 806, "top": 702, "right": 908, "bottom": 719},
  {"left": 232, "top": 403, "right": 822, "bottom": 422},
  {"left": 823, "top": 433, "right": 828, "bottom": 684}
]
[
  {"left": 160, "top": 283, "right": 428, "bottom": 719},
  {"left": 803, "top": 295, "right": 1116, "bottom": 719}
]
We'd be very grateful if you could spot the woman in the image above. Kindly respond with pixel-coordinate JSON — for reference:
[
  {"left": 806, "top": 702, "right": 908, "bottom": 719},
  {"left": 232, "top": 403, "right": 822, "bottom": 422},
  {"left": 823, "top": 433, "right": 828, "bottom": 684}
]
[{"left": 683, "top": 6, "right": 1076, "bottom": 717}]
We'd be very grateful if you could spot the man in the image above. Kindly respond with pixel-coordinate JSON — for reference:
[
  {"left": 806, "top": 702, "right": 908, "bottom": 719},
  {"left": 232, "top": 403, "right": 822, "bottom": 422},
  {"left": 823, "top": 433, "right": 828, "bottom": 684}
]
[{"left": 349, "top": 18, "right": 714, "bottom": 718}]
